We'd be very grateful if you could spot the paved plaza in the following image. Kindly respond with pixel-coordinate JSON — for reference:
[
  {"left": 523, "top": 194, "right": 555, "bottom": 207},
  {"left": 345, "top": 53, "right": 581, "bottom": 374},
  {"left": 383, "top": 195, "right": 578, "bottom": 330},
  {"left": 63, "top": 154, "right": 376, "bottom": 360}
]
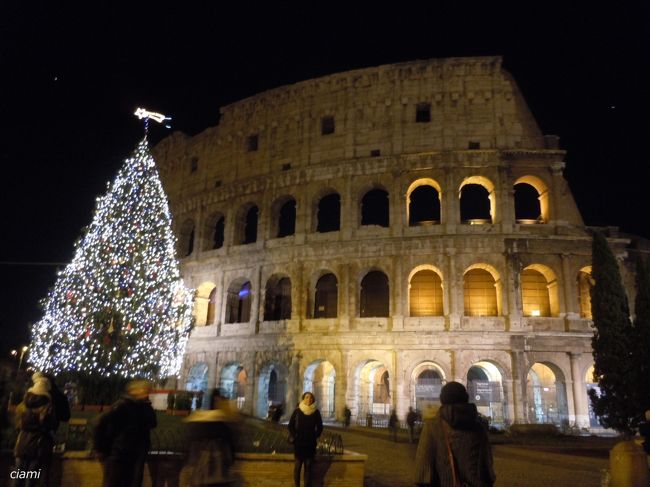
[{"left": 334, "top": 427, "right": 612, "bottom": 487}]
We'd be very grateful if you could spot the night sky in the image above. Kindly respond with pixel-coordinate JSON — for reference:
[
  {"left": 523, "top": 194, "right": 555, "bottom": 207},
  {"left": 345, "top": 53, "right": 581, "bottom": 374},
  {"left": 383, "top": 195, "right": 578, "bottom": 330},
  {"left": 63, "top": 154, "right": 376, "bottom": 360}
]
[{"left": 1, "top": 3, "right": 649, "bottom": 357}]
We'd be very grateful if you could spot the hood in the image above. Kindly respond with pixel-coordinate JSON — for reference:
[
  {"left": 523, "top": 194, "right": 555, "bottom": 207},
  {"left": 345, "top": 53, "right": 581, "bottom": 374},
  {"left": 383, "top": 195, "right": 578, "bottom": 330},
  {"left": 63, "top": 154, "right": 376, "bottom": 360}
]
[
  {"left": 439, "top": 403, "right": 479, "bottom": 430},
  {"left": 24, "top": 392, "right": 50, "bottom": 409}
]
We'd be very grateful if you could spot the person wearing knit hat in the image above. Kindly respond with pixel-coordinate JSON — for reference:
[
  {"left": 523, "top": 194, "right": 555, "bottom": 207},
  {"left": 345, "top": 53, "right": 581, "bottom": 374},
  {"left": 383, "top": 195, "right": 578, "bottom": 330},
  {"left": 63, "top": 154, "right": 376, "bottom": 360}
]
[{"left": 415, "top": 381, "right": 495, "bottom": 487}]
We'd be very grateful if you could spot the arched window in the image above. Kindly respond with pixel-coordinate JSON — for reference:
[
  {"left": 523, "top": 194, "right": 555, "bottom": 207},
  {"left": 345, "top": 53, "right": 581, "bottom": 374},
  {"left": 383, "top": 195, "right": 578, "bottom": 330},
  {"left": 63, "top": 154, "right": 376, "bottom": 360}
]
[
  {"left": 226, "top": 280, "right": 252, "bottom": 324},
  {"left": 204, "top": 213, "right": 225, "bottom": 250},
  {"left": 179, "top": 219, "right": 195, "bottom": 257},
  {"left": 277, "top": 199, "right": 296, "bottom": 238},
  {"left": 314, "top": 273, "right": 338, "bottom": 318},
  {"left": 514, "top": 183, "right": 542, "bottom": 222},
  {"left": 360, "top": 271, "right": 389, "bottom": 317},
  {"left": 361, "top": 188, "right": 389, "bottom": 227},
  {"left": 521, "top": 269, "right": 551, "bottom": 317},
  {"left": 316, "top": 193, "right": 341, "bottom": 232},
  {"left": 244, "top": 206, "right": 258, "bottom": 244},
  {"left": 409, "top": 186, "right": 440, "bottom": 226},
  {"left": 264, "top": 276, "right": 292, "bottom": 320},
  {"left": 206, "top": 287, "right": 217, "bottom": 325},
  {"left": 409, "top": 269, "right": 443, "bottom": 316},
  {"left": 578, "top": 268, "right": 593, "bottom": 319},
  {"left": 460, "top": 184, "right": 491, "bottom": 223},
  {"left": 464, "top": 269, "right": 498, "bottom": 316},
  {"left": 194, "top": 283, "right": 217, "bottom": 326}
]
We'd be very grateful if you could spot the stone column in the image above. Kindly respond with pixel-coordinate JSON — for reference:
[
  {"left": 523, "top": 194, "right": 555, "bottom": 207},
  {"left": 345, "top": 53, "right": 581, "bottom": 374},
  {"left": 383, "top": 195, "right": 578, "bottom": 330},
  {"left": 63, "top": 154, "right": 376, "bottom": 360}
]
[
  {"left": 570, "top": 352, "right": 589, "bottom": 427},
  {"left": 561, "top": 254, "right": 579, "bottom": 320},
  {"left": 445, "top": 248, "right": 460, "bottom": 330},
  {"left": 334, "top": 352, "right": 348, "bottom": 422},
  {"left": 512, "top": 351, "right": 528, "bottom": 424},
  {"left": 339, "top": 263, "right": 350, "bottom": 331},
  {"left": 392, "top": 256, "right": 404, "bottom": 331}
]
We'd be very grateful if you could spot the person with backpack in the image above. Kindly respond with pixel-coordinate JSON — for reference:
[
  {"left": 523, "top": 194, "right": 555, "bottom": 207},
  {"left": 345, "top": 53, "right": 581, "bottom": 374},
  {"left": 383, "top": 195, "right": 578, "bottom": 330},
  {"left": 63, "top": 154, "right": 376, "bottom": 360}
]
[
  {"left": 13, "top": 373, "right": 56, "bottom": 487},
  {"left": 93, "top": 380, "right": 157, "bottom": 487}
]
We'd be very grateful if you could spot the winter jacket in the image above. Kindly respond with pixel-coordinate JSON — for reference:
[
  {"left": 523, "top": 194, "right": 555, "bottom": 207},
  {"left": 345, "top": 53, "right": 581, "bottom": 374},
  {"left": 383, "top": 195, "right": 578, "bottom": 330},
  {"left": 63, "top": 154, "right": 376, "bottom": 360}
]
[
  {"left": 14, "top": 392, "right": 55, "bottom": 459},
  {"left": 288, "top": 407, "right": 323, "bottom": 459},
  {"left": 93, "top": 395, "right": 157, "bottom": 458},
  {"left": 415, "top": 403, "right": 495, "bottom": 487}
]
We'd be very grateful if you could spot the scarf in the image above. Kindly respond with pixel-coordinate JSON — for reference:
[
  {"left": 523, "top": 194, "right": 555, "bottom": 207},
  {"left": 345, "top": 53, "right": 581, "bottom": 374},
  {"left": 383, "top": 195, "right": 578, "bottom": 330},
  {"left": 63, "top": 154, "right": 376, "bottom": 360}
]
[{"left": 299, "top": 400, "right": 317, "bottom": 415}]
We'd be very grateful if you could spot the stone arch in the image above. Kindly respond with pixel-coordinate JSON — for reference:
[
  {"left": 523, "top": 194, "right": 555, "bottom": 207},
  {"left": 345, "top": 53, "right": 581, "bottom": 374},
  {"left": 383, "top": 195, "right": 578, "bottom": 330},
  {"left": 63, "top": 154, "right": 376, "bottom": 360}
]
[
  {"left": 360, "top": 186, "right": 389, "bottom": 227},
  {"left": 521, "top": 264, "right": 560, "bottom": 317},
  {"left": 203, "top": 211, "right": 225, "bottom": 250},
  {"left": 271, "top": 195, "right": 296, "bottom": 238},
  {"left": 578, "top": 266, "right": 593, "bottom": 319},
  {"left": 314, "top": 189, "right": 341, "bottom": 233},
  {"left": 407, "top": 178, "right": 442, "bottom": 226},
  {"left": 303, "top": 359, "right": 337, "bottom": 418},
  {"left": 408, "top": 265, "right": 444, "bottom": 317},
  {"left": 359, "top": 269, "right": 389, "bottom": 317},
  {"left": 463, "top": 263, "right": 502, "bottom": 316},
  {"left": 310, "top": 270, "right": 338, "bottom": 318},
  {"left": 526, "top": 362, "right": 569, "bottom": 425},
  {"left": 459, "top": 176, "right": 496, "bottom": 224},
  {"left": 584, "top": 364, "right": 601, "bottom": 428},
  {"left": 466, "top": 360, "right": 510, "bottom": 426},
  {"left": 225, "top": 278, "right": 252, "bottom": 324},
  {"left": 179, "top": 218, "right": 195, "bottom": 257},
  {"left": 263, "top": 274, "right": 292, "bottom": 320},
  {"left": 194, "top": 281, "right": 217, "bottom": 326},
  {"left": 235, "top": 202, "right": 259, "bottom": 245},
  {"left": 514, "top": 175, "right": 550, "bottom": 223},
  {"left": 409, "top": 361, "right": 446, "bottom": 411},
  {"left": 353, "top": 359, "right": 392, "bottom": 418},
  {"left": 220, "top": 362, "right": 247, "bottom": 410},
  {"left": 257, "top": 362, "right": 289, "bottom": 418},
  {"left": 186, "top": 362, "right": 209, "bottom": 408}
]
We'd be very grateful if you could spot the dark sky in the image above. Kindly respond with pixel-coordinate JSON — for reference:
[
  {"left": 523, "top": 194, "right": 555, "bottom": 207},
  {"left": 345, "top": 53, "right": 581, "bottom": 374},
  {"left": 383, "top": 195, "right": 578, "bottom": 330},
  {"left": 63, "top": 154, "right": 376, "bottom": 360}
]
[{"left": 1, "top": 2, "right": 649, "bottom": 356}]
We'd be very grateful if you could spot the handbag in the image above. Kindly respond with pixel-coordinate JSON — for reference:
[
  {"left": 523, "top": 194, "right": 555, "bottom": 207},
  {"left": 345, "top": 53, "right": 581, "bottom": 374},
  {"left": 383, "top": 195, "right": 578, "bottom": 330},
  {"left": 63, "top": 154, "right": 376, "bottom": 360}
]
[{"left": 442, "top": 420, "right": 468, "bottom": 487}]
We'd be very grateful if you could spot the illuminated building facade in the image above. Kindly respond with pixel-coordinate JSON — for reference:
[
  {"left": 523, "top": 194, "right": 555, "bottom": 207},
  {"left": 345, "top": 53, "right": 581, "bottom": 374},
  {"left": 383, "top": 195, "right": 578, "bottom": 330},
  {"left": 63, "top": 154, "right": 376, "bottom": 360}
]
[{"left": 154, "top": 57, "right": 636, "bottom": 427}]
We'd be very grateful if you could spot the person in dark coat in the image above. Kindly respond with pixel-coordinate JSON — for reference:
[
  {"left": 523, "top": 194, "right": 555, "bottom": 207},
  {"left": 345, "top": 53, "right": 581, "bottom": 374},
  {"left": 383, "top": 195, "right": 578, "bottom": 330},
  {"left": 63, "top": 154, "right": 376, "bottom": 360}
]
[
  {"left": 288, "top": 392, "right": 323, "bottom": 487},
  {"left": 42, "top": 372, "right": 71, "bottom": 433},
  {"left": 407, "top": 406, "right": 418, "bottom": 443},
  {"left": 388, "top": 409, "right": 399, "bottom": 441},
  {"left": 93, "top": 380, "right": 157, "bottom": 487},
  {"left": 343, "top": 405, "right": 351, "bottom": 428},
  {"left": 13, "top": 374, "right": 56, "bottom": 487},
  {"left": 415, "top": 381, "right": 495, "bottom": 487}
]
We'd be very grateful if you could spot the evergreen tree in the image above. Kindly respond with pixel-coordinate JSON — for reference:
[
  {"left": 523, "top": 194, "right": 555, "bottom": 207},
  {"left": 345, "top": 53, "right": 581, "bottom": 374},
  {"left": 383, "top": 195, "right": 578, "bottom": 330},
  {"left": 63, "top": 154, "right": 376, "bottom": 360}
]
[
  {"left": 632, "top": 256, "right": 650, "bottom": 413},
  {"left": 30, "top": 138, "right": 194, "bottom": 380},
  {"left": 588, "top": 231, "right": 636, "bottom": 434}
]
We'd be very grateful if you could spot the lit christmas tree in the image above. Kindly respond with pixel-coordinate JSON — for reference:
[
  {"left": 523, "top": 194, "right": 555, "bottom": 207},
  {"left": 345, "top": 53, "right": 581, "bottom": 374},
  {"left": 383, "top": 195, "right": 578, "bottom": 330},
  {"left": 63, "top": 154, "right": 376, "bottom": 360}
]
[{"left": 30, "top": 117, "right": 194, "bottom": 380}]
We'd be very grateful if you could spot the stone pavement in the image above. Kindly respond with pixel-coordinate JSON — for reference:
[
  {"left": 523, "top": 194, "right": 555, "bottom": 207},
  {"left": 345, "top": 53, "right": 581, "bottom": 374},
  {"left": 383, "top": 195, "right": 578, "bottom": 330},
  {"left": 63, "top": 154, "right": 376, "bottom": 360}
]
[{"left": 330, "top": 426, "right": 610, "bottom": 487}]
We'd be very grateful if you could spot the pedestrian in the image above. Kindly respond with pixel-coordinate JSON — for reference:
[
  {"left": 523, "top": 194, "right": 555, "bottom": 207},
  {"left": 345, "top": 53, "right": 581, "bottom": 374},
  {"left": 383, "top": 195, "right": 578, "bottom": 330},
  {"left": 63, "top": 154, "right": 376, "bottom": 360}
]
[
  {"left": 271, "top": 402, "right": 284, "bottom": 422},
  {"left": 93, "top": 380, "right": 157, "bottom": 487},
  {"left": 13, "top": 372, "right": 56, "bottom": 487},
  {"left": 639, "top": 409, "right": 650, "bottom": 455},
  {"left": 415, "top": 381, "right": 495, "bottom": 487},
  {"left": 42, "top": 372, "right": 71, "bottom": 434},
  {"left": 288, "top": 392, "right": 323, "bottom": 487},
  {"left": 388, "top": 409, "right": 399, "bottom": 442},
  {"left": 407, "top": 406, "right": 418, "bottom": 443},
  {"left": 343, "top": 405, "right": 351, "bottom": 428}
]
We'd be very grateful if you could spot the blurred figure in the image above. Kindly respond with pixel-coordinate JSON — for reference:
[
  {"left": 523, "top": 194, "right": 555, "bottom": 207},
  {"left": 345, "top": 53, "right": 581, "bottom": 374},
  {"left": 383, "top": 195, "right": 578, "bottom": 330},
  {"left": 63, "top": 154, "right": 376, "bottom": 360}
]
[
  {"left": 406, "top": 407, "right": 418, "bottom": 443},
  {"left": 288, "top": 392, "right": 323, "bottom": 487},
  {"left": 343, "top": 405, "right": 351, "bottom": 428},
  {"left": 42, "top": 372, "right": 71, "bottom": 435},
  {"left": 415, "top": 381, "right": 495, "bottom": 487},
  {"left": 93, "top": 380, "right": 157, "bottom": 487},
  {"left": 388, "top": 410, "right": 399, "bottom": 442},
  {"left": 639, "top": 409, "right": 650, "bottom": 455},
  {"left": 271, "top": 403, "right": 284, "bottom": 423},
  {"left": 13, "top": 373, "right": 55, "bottom": 487}
]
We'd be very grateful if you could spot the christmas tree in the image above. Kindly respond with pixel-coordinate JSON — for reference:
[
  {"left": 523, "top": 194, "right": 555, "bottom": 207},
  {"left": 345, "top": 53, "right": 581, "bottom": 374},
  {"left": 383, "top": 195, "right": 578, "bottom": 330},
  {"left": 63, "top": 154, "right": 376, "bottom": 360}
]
[{"left": 30, "top": 135, "right": 194, "bottom": 379}]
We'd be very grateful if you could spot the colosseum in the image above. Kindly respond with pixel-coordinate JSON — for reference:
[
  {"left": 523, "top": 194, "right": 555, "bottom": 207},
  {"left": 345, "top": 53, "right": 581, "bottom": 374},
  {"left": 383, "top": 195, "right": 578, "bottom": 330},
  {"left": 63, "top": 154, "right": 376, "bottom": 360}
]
[{"left": 153, "top": 56, "right": 634, "bottom": 429}]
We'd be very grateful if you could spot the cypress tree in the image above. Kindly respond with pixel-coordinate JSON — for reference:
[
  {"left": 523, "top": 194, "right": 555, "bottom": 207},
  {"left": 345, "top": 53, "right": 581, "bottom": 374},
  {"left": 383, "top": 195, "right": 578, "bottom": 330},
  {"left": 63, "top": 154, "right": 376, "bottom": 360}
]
[
  {"left": 588, "top": 231, "right": 636, "bottom": 434},
  {"left": 632, "top": 256, "right": 650, "bottom": 414}
]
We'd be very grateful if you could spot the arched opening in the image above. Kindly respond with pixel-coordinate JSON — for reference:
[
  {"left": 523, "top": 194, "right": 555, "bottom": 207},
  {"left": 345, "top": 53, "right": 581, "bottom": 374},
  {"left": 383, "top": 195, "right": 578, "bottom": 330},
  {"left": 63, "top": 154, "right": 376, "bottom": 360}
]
[
  {"left": 204, "top": 213, "right": 225, "bottom": 250},
  {"left": 514, "top": 176, "right": 549, "bottom": 223},
  {"left": 521, "top": 264, "right": 559, "bottom": 317},
  {"left": 578, "top": 266, "right": 593, "bottom": 319},
  {"left": 408, "top": 185, "right": 441, "bottom": 226},
  {"left": 257, "top": 363, "right": 288, "bottom": 418},
  {"left": 179, "top": 219, "right": 195, "bottom": 257},
  {"left": 409, "top": 267, "right": 444, "bottom": 316},
  {"left": 355, "top": 360, "right": 391, "bottom": 419},
  {"left": 243, "top": 206, "right": 258, "bottom": 244},
  {"left": 467, "top": 361, "right": 508, "bottom": 427},
  {"left": 526, "top": 362, "right": 569, "bottom": 425},
  {"left": 225, "top": 280, "right": 252, "bottom": 324},
  {"left": 361, "top": 188, "right": 389, "bottom": 227},
  {"left": 220, "top": 363, "right": 247, "bottom": 410},
  {"left": 194, "top": 282, "right": 217, "bottom": 327},
  {"left": 411, "top": 363, "right": 445, "bottom": 412},
  {"left": 316, "top": 193, "right": 341, "bottom": 233},
  {"left": 584, "top": 365, "right": 601, "bottom": 427},
  {"left": 276, "top": 197, "right": 296, "bottom": 238},
  {"left": 313, "top": 273, "right": 338, "bottom": 318},
  {"left": 303, "top": 360, "right": 336, "bottom": 418},
  {"left": 459, "top": 176, "right": 496, "bottom": 224},
  {"left": 264, "top": 275, "right": 292, "bottom": 321},
  {"left": 463, "top": 267, "right": 499, "bottom": 316},
  {"left": 514, "top": 183, "right": 542, "bottom": 223},
  {"left": 360, "top": 270, "right": 389, "bottom": 317},
  {"left": 185, "top": 362, "right": 209, "bottom": 409}
]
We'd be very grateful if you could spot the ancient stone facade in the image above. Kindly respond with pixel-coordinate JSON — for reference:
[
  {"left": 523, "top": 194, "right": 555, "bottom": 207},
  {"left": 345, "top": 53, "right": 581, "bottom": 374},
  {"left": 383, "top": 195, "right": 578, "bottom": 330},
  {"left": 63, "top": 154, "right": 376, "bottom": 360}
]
[{"left": 153, "top": 57, "right": 634, "bottom": 428}]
